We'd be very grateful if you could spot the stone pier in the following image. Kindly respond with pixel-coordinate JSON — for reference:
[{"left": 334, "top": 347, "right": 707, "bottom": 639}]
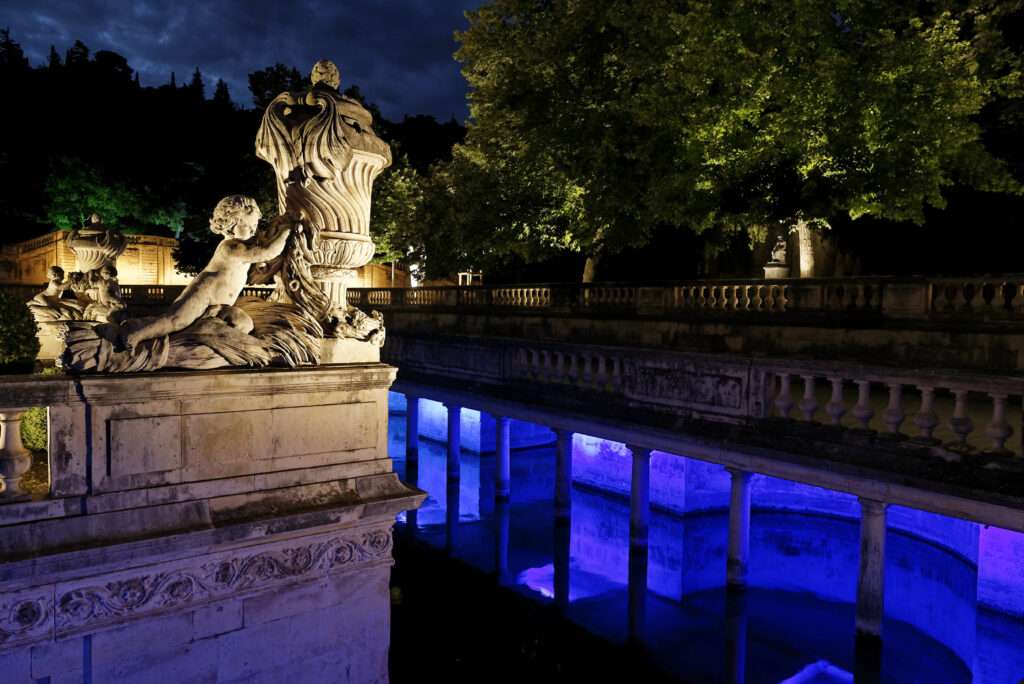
[
  {"left": 856, "top": 498, "right": 889, "bottom": 638},
  {"left": 0, "top": 365, "right": 424, "bottom": 683},
  {"left": 727, "top": 469, "right": 754, "bottom": 588},
  {"left": 628, "top": 446, "right": 651, "bottom": 641}
]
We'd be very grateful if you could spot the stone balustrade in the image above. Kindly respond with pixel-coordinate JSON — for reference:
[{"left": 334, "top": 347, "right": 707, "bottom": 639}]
[
  {"left": 387, "top": 334, "right": 1024, "bottom": 463},
  {"left": 347, "top": 275, "right": 1024, "bottom": 323}
]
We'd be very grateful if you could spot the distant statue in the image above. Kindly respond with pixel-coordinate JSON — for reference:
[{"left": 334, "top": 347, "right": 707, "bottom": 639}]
[
  {"left": 68, "top": 213, "right": 128, "bottom": 273},
  {"left": 769, "top": 234, "right": 788, "bottom": 265},
  {"left": 82, "top": 264, "right": 126, "bottom": 324},
  {"left": 26, "top": 266, "right": 85, "bottom": 323}
]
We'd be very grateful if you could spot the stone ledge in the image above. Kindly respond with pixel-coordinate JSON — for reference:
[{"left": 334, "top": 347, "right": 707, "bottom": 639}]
[{"left": 0, "top": 472, "right": 423, "bottom": 568}]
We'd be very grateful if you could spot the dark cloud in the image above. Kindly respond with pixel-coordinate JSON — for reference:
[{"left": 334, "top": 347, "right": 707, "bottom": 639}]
[{"left": 1, "top": 0, "right": 481, "bottom": 120}]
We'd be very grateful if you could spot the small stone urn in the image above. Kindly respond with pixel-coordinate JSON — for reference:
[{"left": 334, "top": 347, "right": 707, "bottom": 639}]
[{"left": 68, "top": 214, "right": 127, "bottom": 273}]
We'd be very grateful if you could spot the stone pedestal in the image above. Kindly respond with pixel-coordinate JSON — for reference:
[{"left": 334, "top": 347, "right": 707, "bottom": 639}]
[
  {"left": 0, "top": 364, "right": 423, "bottom": 681},
  {"left": 763, "top": 264, "right": 790, "bottom": 280}
]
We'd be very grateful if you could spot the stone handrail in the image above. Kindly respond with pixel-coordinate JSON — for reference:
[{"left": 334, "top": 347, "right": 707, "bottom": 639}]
[
  {"left": 0, "top": 283, "right": 276, "bottom": 308},
  {"left": 348, "top": 276, "right": 1024, "bottom": 323},
  {"left": 387, "top": 334, "right": 1024, "bottom": 461}
]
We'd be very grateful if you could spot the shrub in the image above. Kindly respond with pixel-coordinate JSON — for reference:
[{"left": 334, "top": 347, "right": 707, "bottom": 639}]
[
  {"left": 20, "top": 406, "right": 47, "bottom": 452},
  {"left": 0, "top": 291, "right": 39, "bottom": 373}
]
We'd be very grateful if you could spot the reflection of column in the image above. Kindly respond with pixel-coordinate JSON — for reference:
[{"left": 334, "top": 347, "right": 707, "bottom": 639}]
[
  {"left": 554, "top": 517, "right": 571, "bottom": 610},
  {"left": 446, "top": 404, "right": 462, "bottom": 481},
  {"left": 726, "top": 469, "right": 753, "bottom": 588},
  {"left": 446, "top": 478, "right": 459, "bottom": 554},
  {"left": 856, "top": 498, "right": 888, "bottom": 638},
  {"left": 445, "top": 403, "right": 462, "bottom": 554},
  {"left": 495, "top": 497, "right": 510, "bottom": 584},
  {"left": 725, "top": 587, "right": 748, "bottom": 684},
  {"left": 496, "top": 416, "right": 511, "bottom": 500},
  {"left": 404, "top": 396, "right": 420, "bottom": 533},
  {"left": 555, "top": 429, "right": 573, "bottom": 519},
  {"left": 629, "top": 446, "right": 651, "bottom": 642}
]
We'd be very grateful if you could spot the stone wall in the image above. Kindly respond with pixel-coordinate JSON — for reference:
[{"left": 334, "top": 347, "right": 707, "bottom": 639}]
[{"left": 0, "top": 365, "right": 424, "bottom": 680}]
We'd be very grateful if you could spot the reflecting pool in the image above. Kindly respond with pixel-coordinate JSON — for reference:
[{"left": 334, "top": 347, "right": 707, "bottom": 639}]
[{"left": 389, "top": 393, "right": 1024, "bottom": 684}]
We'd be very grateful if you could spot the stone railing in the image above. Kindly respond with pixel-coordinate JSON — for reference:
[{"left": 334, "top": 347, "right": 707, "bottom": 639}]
[
  {"left": 387, "top": 335, "right": 1024, "bottom": 460},
  {"left": 349, "top": 275, "right": 1024, "bottom": 323},
  {"left": 1, "top": 283, "right": 276, "bottom": 309}
]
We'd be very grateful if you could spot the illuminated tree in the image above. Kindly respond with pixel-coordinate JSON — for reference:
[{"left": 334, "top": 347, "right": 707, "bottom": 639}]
[{"left": 455, "top": 0, "right": 1023, "bottom": 280}]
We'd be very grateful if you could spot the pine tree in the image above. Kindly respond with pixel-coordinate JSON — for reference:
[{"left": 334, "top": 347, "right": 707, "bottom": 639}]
[
  {"left": 188, "top": 67, "right": 204, "bottom": 100},
  {"left": 47, "top": 45, "right": 61, "bottom": 69},
  {"left": 212, "top": 78, "right": 232, "bottom": 108},
  {"left": 169, "top": 71, "right": 176, "bottom": 88},
  {"left": 64, "top": 39, "right": 89, "bottom": 67},
  {"left": 0, "top": 28, "right": 29, "bottom": 71}
]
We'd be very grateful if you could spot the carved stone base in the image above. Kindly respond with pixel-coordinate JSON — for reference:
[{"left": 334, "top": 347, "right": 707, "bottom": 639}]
[
  {"left": 321, "top": 337, "right": 381, "bottom": 364},
  {"left": 0, "top": 364, "right": 424, "bottom": 681},
  {"left": 35, "top": 322, "right": 65, "bottom": 361}
]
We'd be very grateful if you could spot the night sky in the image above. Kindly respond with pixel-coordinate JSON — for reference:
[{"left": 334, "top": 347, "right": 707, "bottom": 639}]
[{"left": 0, "top": 0, "right": 481, "bottom": 121}]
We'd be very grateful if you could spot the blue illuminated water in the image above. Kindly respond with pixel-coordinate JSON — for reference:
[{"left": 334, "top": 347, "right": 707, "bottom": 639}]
[{"left": 389, "top": 392, "right": 1024, "bottom": 684}]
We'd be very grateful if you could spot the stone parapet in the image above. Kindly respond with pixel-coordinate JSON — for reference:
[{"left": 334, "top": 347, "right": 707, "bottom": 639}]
[
  {"left": 0, "top": 364, "right": 423, "bottom": 672},
  {"left": 350, "top": 277, "right": 1024, "bottom": 371}
]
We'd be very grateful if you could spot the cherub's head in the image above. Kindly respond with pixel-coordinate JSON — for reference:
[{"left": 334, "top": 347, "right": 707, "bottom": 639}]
[
  {"left": 47, "top": 265, "right": 64, "bottom": 283},
  {"left": 210, "top": 195, "right": 261, "bottom": 240},
  {"left": 100, "top": 264, "right": 117, "bottom": 280}
]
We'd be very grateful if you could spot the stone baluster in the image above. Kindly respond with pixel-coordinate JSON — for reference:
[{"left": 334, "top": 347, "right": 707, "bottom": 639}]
[
  {"left": 738, "top": 285, "right": 751, "bottom": 311},
  {"left": 799, "top": 375, "right": 818, "bottom": 421},
  {"left": 774, "top": 374, "right": 794, "bottom": 419},
  {"left": 752, "top": 286, "right": 765, "bottom": 311},
  {"left": 826, "top": 378, "right": 846, "bottom": 426},
  {"left": 882, "top": 383, "right": 904, "bottom": 435},
  {"left": 950, "top": 389, "right": 974, "bottom": 447},
  {"left": 913, "top": 386, "right": 939, "bottom": 442},
  {"left": 0, "top": 409, "right": 32, "bottom": 499},
  {"left": 985, "top": 393, "right": 1013, "bottom": 453},
  {"left": 852, "top": 381, "right": 874, "bottom": 430}
]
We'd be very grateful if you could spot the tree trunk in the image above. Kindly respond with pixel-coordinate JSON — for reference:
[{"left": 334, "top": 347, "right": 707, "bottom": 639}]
[{"left": 582, "top": 253, "right": 602, "bottom": 283}]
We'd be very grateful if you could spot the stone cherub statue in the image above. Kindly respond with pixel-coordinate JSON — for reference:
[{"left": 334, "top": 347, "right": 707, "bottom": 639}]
[
  {"left": 121, "top": 196, "right": 294, "bottom": 351},
  {"left": 82, "top": 264, "right": 126, "bottom": 323},
  {"left": 58, "top": 58, "right": 392, "bottom": 373},
  {"left": 61, "top": 196, "right": 320, "bottom": 372},
  {"left": 27, "top": 266, "right": 86, "bottom": 323}
]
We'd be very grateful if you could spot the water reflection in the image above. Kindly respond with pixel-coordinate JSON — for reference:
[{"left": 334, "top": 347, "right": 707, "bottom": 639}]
[{"left": 390, "top": 392, "right": 1024, "bottom": 684}]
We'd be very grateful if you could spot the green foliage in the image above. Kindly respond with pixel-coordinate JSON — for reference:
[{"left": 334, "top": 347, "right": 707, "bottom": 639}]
[
  {"left": 0, "top": 292, "right": 38, "bottom": 373},
  {"left": 453, "top": 0, "right": 1024, "bottom": 278},
  {"left": 20, "top": 406, "right": 47, "bottom": 452},
  {"left": 44, "top": 157, "right": 186, "bottom": 234},
  {"left": 248, "top": 64, "right": 305, "bottom": 109}
]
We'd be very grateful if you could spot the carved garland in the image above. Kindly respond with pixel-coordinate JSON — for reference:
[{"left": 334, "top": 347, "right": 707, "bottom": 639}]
[{"left": 0, "top": 528, "right": 392, "bottom": 642}]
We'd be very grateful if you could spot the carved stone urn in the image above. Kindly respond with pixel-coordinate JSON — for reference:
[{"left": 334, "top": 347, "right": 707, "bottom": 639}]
[
  {"left": 256, "top": 60, "right": 392, "bottom": 313},
  {"left": 68, "top": 213, "right": 128, "bottom": 273}
]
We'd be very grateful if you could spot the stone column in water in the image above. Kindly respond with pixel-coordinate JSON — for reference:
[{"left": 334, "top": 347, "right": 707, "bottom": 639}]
[
  {"left": 629, "top": 446, "right": 652, "bottom": 641},
  {"left": 856, "top": 498, "right": 888, "bottom": 638},
  {"left": 727, "top": 468, "right": 754, "bottom": 588},
  {"left": 495, "top": 416, "right": 511, "bottom": 500}
]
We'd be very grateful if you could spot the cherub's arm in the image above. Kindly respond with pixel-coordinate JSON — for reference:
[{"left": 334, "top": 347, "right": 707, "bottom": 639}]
[{"left": 228, "top": 223, "right": 296, "bottom": 263}]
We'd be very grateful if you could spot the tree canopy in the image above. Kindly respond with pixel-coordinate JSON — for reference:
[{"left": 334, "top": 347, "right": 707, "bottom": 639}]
[{"left": 448, "top": 0, "right": 1024, "bottom": 280}]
